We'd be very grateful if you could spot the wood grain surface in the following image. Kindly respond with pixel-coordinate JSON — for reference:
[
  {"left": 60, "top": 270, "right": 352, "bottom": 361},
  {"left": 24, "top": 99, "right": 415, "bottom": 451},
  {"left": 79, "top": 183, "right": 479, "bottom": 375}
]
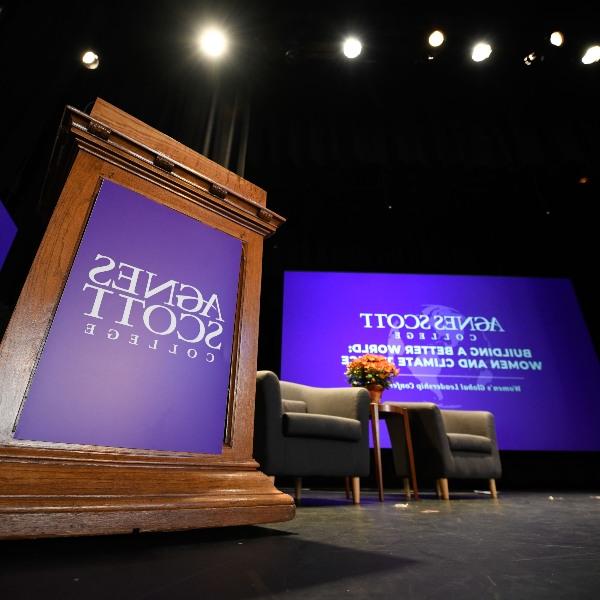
[{"left": 0, "top": 100, "right": 293, "bottom": 539}]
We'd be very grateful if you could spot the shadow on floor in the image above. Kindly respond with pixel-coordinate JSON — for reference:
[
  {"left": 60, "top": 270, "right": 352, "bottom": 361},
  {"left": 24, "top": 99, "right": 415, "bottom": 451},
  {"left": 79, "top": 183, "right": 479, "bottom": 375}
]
[{"left": 1, "top": 524, "right": 417, "bottom": 599}]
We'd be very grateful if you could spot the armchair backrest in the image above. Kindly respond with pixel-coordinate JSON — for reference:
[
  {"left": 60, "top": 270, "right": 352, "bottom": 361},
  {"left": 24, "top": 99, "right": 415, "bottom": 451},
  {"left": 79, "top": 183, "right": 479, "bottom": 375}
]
[
  {"left": 389, "top": 402, "right": 451, "bottom": 450},
  {"left": 442, "top": 409, "right": 497, "bottom": 440},
  {"left": 279, "top": 380, "right": 368, "bottom": 421},
  {"left": 385, "top": 402, "right": 453, "bottom": 477}
]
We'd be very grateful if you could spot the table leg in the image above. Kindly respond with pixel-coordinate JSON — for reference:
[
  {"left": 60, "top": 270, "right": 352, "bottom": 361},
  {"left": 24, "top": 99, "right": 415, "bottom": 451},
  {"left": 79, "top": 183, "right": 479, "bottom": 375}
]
[
  {"left": 370, "top": 402, "right": 384, "bottom": 502},
  {"left": 401, "top": 408, "right": 419, "bottom": 501}
]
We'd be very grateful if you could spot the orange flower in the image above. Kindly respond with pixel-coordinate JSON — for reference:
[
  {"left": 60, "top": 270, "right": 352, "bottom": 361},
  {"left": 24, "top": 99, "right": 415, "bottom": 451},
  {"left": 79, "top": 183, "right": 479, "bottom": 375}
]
[{"left": 345, "top": 354, "right": 399, "bottom": 389}]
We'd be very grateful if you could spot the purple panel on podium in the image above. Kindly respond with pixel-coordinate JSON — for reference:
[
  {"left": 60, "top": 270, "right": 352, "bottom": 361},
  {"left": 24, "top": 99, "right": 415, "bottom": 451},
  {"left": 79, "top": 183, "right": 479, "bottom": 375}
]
[{"left": 16, "top": 180, "right": 242, "bottom": 454}]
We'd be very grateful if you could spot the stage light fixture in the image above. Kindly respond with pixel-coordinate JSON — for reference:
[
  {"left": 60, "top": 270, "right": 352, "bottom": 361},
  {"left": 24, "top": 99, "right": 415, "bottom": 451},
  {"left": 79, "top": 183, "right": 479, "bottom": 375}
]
[
  {"left": 342, "top": 37, "right": 362, "bottom": 59},
  {"left": 523, "top": 52, "right": 537, "bottom": 66},
  {"left": 428, "top": 30, "right": 445, "bottom": 48},
  {"left": 81, "top": 50, "right": 99, "bottom": 70},
  {"left": 581, "top": 45, "right": 600, "bottom": 64},
  {"left": 199, "top": 27, "right": 228, "bottom": 59},
  {"left": 471, "top": 42, "right": 492, "bottom": 62},
  {"left": 550, "top": 31, "right": 564, "bottom": 47}
]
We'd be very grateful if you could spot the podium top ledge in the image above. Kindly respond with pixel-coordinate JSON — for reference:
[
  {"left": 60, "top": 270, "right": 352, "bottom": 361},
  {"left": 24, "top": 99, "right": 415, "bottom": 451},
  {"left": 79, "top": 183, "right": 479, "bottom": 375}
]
[{"left": 88, "top": 98, "right": 267, "bottom": 207}]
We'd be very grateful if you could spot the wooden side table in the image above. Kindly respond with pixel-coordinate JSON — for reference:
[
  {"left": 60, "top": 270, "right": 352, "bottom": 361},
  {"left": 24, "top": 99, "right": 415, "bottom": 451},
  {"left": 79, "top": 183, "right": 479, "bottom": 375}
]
[{"left": 370, "top": 402, "right": 419, "bottom": 501}]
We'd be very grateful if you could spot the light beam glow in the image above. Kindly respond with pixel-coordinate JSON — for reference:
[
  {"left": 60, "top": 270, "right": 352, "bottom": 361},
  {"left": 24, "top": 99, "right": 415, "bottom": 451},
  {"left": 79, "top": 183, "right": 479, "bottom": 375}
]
[
  {"left": 550, "top": 31, "right": 564, "bottom": 47},
  {"left": 342, "top": 37, "right": 362, "bottom": 59},
  {"left": 582, "top": 45, "right": 600, "bottom": 64},
  {"left": 199, "top": 27, "right": 228, "bottom": 59},
  {"left": 428, "top": 30, "right": 445, "bottom": 48},
  {"left": 472, "top": 42, "right": 492, "bottom": 62},
  {"left": 81, "top": 50, "right": 99, "bottom": 70}
]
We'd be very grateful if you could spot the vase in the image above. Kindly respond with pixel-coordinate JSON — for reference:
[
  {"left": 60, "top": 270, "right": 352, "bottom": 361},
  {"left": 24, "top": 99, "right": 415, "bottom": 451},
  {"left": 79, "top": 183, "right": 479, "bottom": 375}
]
[{"left": 366, "top": 384, "right": 384, "bottom": 404}]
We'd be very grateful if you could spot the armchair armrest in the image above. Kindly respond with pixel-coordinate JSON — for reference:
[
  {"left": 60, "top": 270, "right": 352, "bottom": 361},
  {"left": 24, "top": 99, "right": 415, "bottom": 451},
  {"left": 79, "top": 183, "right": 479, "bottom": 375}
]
[{"left": 254, "top": 371, "right": 286, "bottom": 474}]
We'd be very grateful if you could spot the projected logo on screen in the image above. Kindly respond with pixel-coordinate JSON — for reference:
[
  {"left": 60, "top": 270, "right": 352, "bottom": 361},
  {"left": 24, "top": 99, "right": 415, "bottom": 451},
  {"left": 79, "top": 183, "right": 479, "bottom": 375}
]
[
  {"left": 281, "top": 272, "right": 600, "bottom": 451},
  {"left": 344, "top": 305, "right": 542, "bottom": 401}
]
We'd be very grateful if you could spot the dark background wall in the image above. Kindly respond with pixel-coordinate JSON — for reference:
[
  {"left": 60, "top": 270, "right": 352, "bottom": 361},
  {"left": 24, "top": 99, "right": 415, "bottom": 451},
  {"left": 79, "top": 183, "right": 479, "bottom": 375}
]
[{"left": 0, "top": 1, "right": 598, "bottom": 487}]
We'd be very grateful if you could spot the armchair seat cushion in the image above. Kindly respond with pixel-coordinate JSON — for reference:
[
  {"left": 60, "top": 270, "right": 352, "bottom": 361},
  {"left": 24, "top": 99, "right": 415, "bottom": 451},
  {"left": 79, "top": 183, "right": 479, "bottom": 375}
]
[
  {"left": 283, "top": 413, "right": 362, "bottom": 442},
  {"left": 447, "top": 433, "right": 493, "bottom": 454}
]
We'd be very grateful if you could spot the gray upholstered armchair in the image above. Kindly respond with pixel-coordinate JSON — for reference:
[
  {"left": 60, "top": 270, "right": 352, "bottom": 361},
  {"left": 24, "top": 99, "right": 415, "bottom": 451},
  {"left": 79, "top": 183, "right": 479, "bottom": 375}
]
[
  {"left": 384, "top": 402, "right": 502, "bottom": 499},
  {"left": 254, "top": 371, "right": 371, "bottom": 504}
]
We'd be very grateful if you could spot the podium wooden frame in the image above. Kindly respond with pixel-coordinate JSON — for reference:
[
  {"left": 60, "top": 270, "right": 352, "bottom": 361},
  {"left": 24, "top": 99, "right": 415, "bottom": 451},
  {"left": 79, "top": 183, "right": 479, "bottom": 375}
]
[{"left": 0, "top": 99, "right": 293, "bottom": 539}]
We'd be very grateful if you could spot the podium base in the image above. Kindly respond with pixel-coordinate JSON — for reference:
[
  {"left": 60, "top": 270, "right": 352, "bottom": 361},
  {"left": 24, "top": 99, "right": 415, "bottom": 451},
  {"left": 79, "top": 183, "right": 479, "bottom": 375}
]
[{"left": 0, "top": 452, "right": 295, "bottom": 539}]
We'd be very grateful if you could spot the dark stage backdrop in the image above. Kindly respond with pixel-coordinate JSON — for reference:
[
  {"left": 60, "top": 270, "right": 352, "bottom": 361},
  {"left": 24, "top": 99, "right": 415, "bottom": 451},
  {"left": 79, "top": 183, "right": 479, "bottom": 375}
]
[{"left": 0, "top": 2, "right": 598, "bottom": 483}]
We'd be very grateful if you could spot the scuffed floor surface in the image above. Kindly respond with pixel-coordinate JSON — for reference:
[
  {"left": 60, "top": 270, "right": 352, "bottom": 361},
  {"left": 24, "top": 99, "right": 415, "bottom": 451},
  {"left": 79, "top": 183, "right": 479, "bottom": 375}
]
[{"left": 1, "top": 490, "right": 600, "bottom": 599}]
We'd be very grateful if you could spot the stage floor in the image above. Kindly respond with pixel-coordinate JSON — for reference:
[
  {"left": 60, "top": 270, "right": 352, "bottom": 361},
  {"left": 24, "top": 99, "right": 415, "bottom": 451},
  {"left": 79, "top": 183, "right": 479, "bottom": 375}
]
[{"left": 2, "top": 489, "right": 600, "bottom": 599}]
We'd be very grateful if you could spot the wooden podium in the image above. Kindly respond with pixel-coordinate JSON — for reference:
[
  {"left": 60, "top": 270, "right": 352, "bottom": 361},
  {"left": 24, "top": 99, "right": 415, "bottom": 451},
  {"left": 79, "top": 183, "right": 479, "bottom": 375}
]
[{"left": 0, "top": 99, "right": 293, "bottom": 539}]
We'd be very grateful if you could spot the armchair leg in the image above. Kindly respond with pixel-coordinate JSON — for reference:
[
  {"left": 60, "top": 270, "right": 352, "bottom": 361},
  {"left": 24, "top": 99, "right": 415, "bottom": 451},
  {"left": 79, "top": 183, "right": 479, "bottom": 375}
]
[
  {"left": 403, "top": 477, "right": 412, "bottom": 499},
  {"left": 294, "top": 477, "right": 302, "bottom": 504},
  {"left": 351, "top": 477, "right": 361, "bottom": 505},
  {"left": 344, "top": 477, "right": 351, "bottom": 499},
  {"left": 489, "top": 478, "right": 498, "bottom": 499},
  {"left": 438, "top": 478, "right": 450, "bottom": 500},
  {"left": 435, "top": 479, "right": 442, "bottom": 498}
]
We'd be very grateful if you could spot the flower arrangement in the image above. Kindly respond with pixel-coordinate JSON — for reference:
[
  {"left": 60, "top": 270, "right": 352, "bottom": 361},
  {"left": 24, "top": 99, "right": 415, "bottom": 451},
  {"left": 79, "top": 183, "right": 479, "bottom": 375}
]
[{"left": 345, "top": 354, "right": 399, "bottom": 389}]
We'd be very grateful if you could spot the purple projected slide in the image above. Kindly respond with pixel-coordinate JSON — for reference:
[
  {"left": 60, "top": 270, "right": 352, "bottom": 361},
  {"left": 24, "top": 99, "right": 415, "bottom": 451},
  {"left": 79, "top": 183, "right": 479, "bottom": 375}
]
[
  {"left": 16, "top": 180, "right": 242, "bottom": 454},
  {"left": 281, "top": 271, "right": 600, "bottom": 451},
  {"left": 0, "top": 199, "right": 17, "bottom": 270}
]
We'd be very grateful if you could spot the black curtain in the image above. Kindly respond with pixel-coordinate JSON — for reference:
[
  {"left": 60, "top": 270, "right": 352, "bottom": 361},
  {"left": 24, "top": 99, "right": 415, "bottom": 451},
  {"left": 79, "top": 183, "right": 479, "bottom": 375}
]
[{"left": 0, "top": 1, "right": 598, "bottom": 371}]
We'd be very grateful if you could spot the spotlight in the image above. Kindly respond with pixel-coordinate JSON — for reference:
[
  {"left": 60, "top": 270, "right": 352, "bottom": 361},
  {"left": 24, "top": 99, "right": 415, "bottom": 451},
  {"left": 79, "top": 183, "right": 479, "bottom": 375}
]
[
  {"left": 550, "top": 31, "right": 564, "bottom": 47},
  {"left": 199, "top": 27, "right": 228, "bottom": 59},
  {"left": 471, "top": 42, "right": 492, "bottom": 62},
  {"left": 428, "top": 30, "right": 445, "bottom": 48},
  {"left": 81, "top": 50, "right": 99, "bottom": 70},
  {"left": 342, "top": 37, "right": 362, "bottom": 59},
  {"left": 581, "top": 45, "right": 600, "bottom": 65},
  {"left": 523, "top": 52, "right": 537, "bottom": 66}
]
